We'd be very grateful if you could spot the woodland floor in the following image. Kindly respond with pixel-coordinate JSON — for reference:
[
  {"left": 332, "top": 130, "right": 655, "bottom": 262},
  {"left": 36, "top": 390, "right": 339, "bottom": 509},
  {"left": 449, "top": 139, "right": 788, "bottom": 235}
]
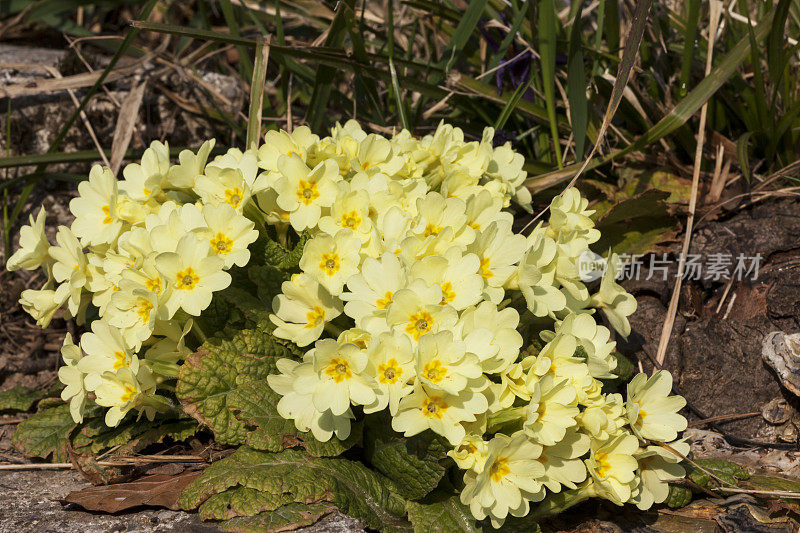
[{"left": 3, "top": 45, "right": 800, "bottom": 532}]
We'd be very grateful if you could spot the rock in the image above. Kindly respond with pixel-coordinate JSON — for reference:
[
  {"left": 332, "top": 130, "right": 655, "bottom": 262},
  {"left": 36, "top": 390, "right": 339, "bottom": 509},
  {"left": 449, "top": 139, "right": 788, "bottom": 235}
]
[{"left": 762, "top": 331, "right": 800, "bottom": 397}]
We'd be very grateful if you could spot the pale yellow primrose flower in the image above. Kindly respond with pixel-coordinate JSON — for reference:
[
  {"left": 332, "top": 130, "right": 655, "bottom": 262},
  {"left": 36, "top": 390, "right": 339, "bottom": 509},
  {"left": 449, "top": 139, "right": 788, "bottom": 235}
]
[
  {"left": 591, "top": 253, "right": 637, "bottom": 338},
  {"left": 448, "top": 434, "right": 490, "bottom": 473},
  {"left": 538, "top": 430, "right": 590, "bottom": 492},
  {"left": 6, "top": 206, "right": 50, "bottom": 272},
  {"left": 468, "top": 219, "right": 526, "bottom": 303},
  {"left": 274, "top": 155, "right": 340, "bottom": 231},
  {"left": 49, "top": 226, "right": 89, "bottom": 316},
  {"left": 524, "top": 375, "right": 579, "bottom": 446},
  {"left": 120, "top": 141, "right": 170, "bottom": 202},
  {"left": 409, "top": 248, "right": 484, "bottom": 311},
  {"left": 93, "top": 366, "right": 158, "bottom": 427},
  {"left": 267, "top": 358, "right": 353, "bottom": 442},
  {"left": 58, "top": 333, "right": 87, "bottom": 423},
  {"left": 632, "top": 439, "right": 689, "bottom": 510},
  {"left": 455, "top": 301, "right": 523, "bottom": 374},
  {"left": 19, "top": 287, "right": 61, "bottom": 327},
  {"left": 270, "top": 273, "right": 342, "bottom": 347},
  {"left": 363, "top": 331, "right": 415, "bottom": 416},
  {"left": 165, "top": 139, "right": 215, "bottom": 189},
  {"left": 385, "top": 279, "right": 457, "bottom": 344},
  {"left": 626, "top": 370, "right": 687, "bottom": 442},
  {"left": 304, "top": 339, "right": 377, "bottom": 416},
  {"left": 415, "top": 331, "right": 484, "bottom": 395},
  {"left": 201, "top": 203, "right": 259, "bottom": 268},
  {"left": 585, "top": 433, "right": 640, "bottom": 505},
  {"left": 299, "top": 231, "right": 361, "bottom": 296},
  {"left": 392, "top": 382, "right": 488, "bottom": 445},
  {"left": 340, "top": 252, "right": 407, "bottom": 326},
  {"left": 460, "top": 431, "right": 546, "bottom": 528},
  {"left": 77, "top": 319, "right": 139, "bottom": 388},
  {"left": 155, "top": 234, "right": 231, "bottom": 317},
  {"left": 69, "top": 165, "right": 123, "bottom": 246}
]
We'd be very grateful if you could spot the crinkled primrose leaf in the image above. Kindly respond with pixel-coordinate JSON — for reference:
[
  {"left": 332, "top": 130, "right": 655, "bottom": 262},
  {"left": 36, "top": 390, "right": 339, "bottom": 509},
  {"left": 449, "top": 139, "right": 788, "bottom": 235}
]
[
  {"left": 405, "top": 496, "right": 480, "bottom": 533},
  {"left": 364, "top": 412, "right": 450, "bottom": 500},
  {"left": 176, "top": 325, "right": 357, "bottom": 456},
  {"left": 12, "top": 404, "right": 80, "bottom": 461},
  {"left": 179, "top": 447, "right": 411, "bottom": 531},
  {"left": 219, "top": 502, "right": 335, "bottom": 532}
]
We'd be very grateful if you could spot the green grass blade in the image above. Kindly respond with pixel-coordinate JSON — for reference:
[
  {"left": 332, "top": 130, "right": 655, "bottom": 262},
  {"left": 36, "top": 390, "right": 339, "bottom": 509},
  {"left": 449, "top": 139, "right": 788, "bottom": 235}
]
[
  {"left": 539, "top": 0, "right": 564, "bottom": 168},
  {"left": 737, "top": 131, "right": 754, "bottom": 185},
  {"left": 488, "top": 3, "right": 528, "bottom": 69},
  {"left": 678, "top": 0, "right": 700, "bottom": 97},
  {"left": 525, "top": 3, "right": 779, "bottom": 191},
  {"left": 387, "top": 0, "right": 408, "bottom": 130},
  {"left": 768, "top": 0, "right": 792, "bottom": 106},
  {"left": 604, "top": 0, "right": 620, "bottom": 52},
  {"left": 567, "top": 0, "right": 588, "bottom": 160},
  {"left": 306, "top": 4, "right": 351, "bottom": 132},
  {"left": 743, "top": 0, "right": 769, "bottom": 131},
  {"left": 494, "top": 72, "right": 535, "bottom": 130},
  {"left": 4, "top": 0, "right": 160, "bottom": 259},
  {"left": 442, "top": 0, "right": 489, "bottom": 73}
]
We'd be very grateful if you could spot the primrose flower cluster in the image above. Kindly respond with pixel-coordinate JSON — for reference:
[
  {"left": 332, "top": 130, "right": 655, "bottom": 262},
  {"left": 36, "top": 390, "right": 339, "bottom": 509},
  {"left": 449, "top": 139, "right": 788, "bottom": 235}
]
[
  {"left": 6, "top": 120, "right": 688, "bottom": 525},
  {"left": 261, "top": 122, "right": 687, "bottom": 525}
]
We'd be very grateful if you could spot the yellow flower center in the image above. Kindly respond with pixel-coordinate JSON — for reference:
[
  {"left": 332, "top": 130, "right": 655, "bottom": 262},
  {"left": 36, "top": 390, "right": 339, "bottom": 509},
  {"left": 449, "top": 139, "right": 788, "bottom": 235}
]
[
  {"left": 102, "top": 205, "right": 113, "bottom": 225},
  {"left": 594, "top": 452, "right": 612, "bottom": 479},
  {"left": 145, "top": 276, "right": 162, "bottom": 294},
  {"left": 319, "top": 253, "right": 341, "bottom": 276},
  {"left": 406, "top": 311, "right": 433, "bottom": 340},
  {"left": 376, "top": 291, "right": 393, "bottom": 309},
  {"left": 296, "top": 180, "right": 320, "bottom": 206},
  {"left": 489, "top": 458, "right": 511, "bottom": 482},
  {"left": 361, "top": 160, "right": 372, "bottom": 170},
  {"left": 479, "top": 257, "right": 493, "bottom": 279},
  {"left": 422, "top": 359, "right": 447, "bottom": 383},
  {"left": 136, "top": 299, "right": 153, "bottom": 324},
  {"left": 440, "top": 282, "right": 456, "bottom": 305},
  {"left": 120, "top": 384, "right": 137, "bottom": 404},
  {"left": 175, "top": 267, "right": 200, "bottom": 290},
  {"left": 113, "top": 351, "right": 128, "bottom": 370},
  {"left": 421, "top": 396, "right": 448, "bottom": 419},
  {"left": 423, "top": 223, "right": 442, "bottom": 237},
  {"left": 377, "top": 358, "right": 402, "bottom": 385},
  {"left": 325, "top": 358, "right": 352, "bottom": 383},
  {"left": 469, "top": 221, "right": 480, "bottom": 230},
  {"left": 341, "top": 210, "right": 362, "bottom": 229},
  {"left": 224, "top": 187, "right": 243, "bottom": 208},
  {"left": 210, "top": 232, "right": 234, "bottom": 254},
  {"left": 305, "top": 306, "right": 325, "bottom": 329}
]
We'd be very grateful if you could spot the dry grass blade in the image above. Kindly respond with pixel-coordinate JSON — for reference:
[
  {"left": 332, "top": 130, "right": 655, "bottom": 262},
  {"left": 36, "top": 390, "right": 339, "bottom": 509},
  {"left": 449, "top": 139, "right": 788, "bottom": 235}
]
[
  {"left": 110, "top": 81, "right": 147, "bottom": 175},
  {"left": 0, "top": 63, "right": 141, "bottom": 99},
  {"left": 246, "top": 39, "right": 271, "bottom": 149},
  {"left": 655, "top": 1, "right": 724, "bottom": 367}
]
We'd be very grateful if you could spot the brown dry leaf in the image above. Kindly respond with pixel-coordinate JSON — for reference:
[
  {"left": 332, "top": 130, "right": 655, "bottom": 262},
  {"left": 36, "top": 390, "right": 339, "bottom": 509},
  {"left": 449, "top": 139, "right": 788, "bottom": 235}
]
[
  {"left": 110, "top": 81, "right": 147, "bottom": 175},
  {"left": 63, "top": 470, "right": 202, "bottom": 512}
]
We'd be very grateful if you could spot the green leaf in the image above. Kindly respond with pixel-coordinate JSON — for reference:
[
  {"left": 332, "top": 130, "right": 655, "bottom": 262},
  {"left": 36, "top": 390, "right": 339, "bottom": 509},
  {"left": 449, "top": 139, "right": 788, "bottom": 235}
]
[
  {"left": 71, "top": 416, "right": 197, "bottom": 454},
  {"left": 0, "top": 385, "right": 49, "bottom": 413},
  {"left": 11, "top": 403, "right": 76, "bottom": 461},
  {"left": 177, "top": 327, "right": 354, "bottom": 456},
  {"left": 364, "top": 413, "right": 449, "bottom": 500},
  {"left": 441, "top": 0, "right": 489, "bottom": 73},
  {"left": 688, "top": 459, "right": 750, "bottom": 490},
  {"left": 264, "top": 231, "right": 309, "bottom": 271},
  {"left": 666, "top": 483, "right": 693, "bottom": 508},
  {"left": 593, "top": 190, "right": 677, "bottom": 255},
  {"left": 539, "top": 0, "right": 563, "bottom": 168},
  {"left": 179, "top": 447, "right": 411, "bottom": 531},
  {"left": 306, "top": 3, "right": 349, "bottom": 132},
  {"left": 220, "top": 502, "right": 334, "bottom": 532},
  {"left": 737, "top": 131, "right": 754, "bottom": 184},
  {"left": 405, "top": 496, "right": 479, "bottom": 533},
  {"left": 567, "top": 0, "right": 588, "bottom": 161}
]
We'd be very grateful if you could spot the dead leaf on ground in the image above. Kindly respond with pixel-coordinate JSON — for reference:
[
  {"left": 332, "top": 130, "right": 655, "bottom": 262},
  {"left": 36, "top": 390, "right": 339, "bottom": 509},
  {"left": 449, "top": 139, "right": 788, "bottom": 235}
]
[{"left": 63, "top": 470, "right": 202, "bottom": 512}]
